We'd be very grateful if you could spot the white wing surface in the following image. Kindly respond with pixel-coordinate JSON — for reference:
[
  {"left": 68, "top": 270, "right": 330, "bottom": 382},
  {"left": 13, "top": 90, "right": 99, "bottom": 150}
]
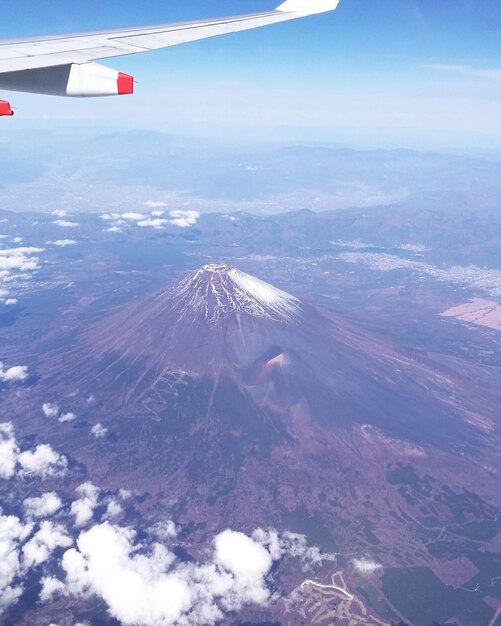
[{"left": 0, "top": 0, "right": 341, "bottom": 76}]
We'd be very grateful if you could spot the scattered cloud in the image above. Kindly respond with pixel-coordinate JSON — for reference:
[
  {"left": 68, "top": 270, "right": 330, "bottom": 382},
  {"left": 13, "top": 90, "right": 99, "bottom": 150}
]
[
  {"left": 0, "top": 481, "right": 328, "bottom": 626},
  {"left": 70, "top": 483, "right": 100, "bottom": 528},
  {"left": 91, "top": 423, "right": 107, "bottom": 439},
  {"left": 56, "top": 524, "right": 275, "bottom": 626},
  {"left": 0, "top": 246, "right": 43, "bottom": 304},
  {"left": 58, "top": 412, "right": 76, "bottom": 424},
  {"left": 169, "top": 210, "right": 200, "bottom": 228},
  {"left": 0, "top": 362, "right": 28, "bottom": 382},
  {"left": 18, "top": 445, "right": 68, "bottom": 479},
  {"left": 40, "top": 576, "right": 66, "bottom": 603},
  {"left": 43, "top": 403, "right": 76, "bottom": 424},
  {"left": 22, "top": 521, "right": 72, "bottom": 568},
  {"left": 23, "top": 493, "right": 63, "bottom": 519},
  {"left": 0, "top": 247, "right": 42, "bottom": 272},
  {"left": 0, "top": 515, "right": 30, "bottom": 612},
  {"left": 0, "top": 423, "right": 67, "bottom": 480},
  {"left": 0, "top": 423, "right": 19, "bottom": 480},
  {"left": 137, "top": 218, "right": 170, "bottom": 229},
  {"left": 121, "top": 212, "right": 146, "bottom": 221},
  {"left": 150, "top": 520, "right": 178, "bottom": 541},
  {"left": 42, "top": 403, "right": 59, "bottom": 418},
  {"left": 104, "top": 500, "right": 123, "bottom": 520},
  {"left": 100, "top": 209, "right": 200, "bottom": 231},
  {"left": 52, "top": 210, "right": 68, "bottom": 218},
  {"left": 252, "top": 529, "right": 334, "bottom": 571},
  {"left": 52, "top": 220, "right": 80, "bottom": 228},
  {"left": 47, "top": 239, "right": 78, "bottom": 247},
  {"left": 0, "top": 514, "right": 71, "bottom": 614}
]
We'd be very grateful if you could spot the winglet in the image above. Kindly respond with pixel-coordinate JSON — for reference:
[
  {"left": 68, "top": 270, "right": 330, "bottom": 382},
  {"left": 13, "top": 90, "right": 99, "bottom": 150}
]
[{"left": 276, "top": 0, "right": 340, "bottom": 15}]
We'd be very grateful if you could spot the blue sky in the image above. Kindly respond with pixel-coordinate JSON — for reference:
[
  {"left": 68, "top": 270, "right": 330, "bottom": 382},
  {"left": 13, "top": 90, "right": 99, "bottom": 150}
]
[{"left": 2, "top": 0, "right": 501, "bottom": 151}]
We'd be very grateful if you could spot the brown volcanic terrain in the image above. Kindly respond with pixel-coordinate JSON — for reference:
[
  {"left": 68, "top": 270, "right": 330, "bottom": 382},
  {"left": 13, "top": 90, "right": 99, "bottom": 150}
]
[
  {"left": 3, "top": 262, "right": 500, "bottom": 626},
  {"left": 46, "top": 264, "right": 496, "bottom": 447},
  {"left": 31, "top": 266, "right": 498, "bottom": 542}
]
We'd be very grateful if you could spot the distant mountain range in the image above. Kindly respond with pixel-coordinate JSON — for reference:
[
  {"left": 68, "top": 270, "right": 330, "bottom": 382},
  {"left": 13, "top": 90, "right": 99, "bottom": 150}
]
[{"left": 2, "top": 130, "right": 501, "bottom": 214}]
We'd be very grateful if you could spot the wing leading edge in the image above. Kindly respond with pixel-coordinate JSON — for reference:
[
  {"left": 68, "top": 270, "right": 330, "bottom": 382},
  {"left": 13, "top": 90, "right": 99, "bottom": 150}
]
[{"left": 0, "top": 0, "right": 340, "bottom": 107}]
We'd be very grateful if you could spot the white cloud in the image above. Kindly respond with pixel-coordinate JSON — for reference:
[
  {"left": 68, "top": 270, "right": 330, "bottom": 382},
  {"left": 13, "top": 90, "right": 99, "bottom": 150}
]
[
  {"left": 52, "top": 210, "right": 68, "bottom": 218},
  {"left": 252, "top": 529, "right": 331, "bottom": 570},
  {"left": 0, "top": 515, "right": 30, "bottom": 612},
  {"left": 18, "top": 444, "right": 68, "bottom": 479},
  {"left": 150, "top": 520, "right": 177, "bottom": 540},
  {"left": 106, "top": 226, "right": 122, "bottom": 233},
  {"left": 52, "top": 220, "right": 80, "bottom": 228},
  {"left": 104, "top": 500, "right": 123, "bottom": 520},
  {"left": 23, "top": 493, "right": 63, "bottom": 520},
  {"left": 40, "top": 576, "right": 65, "bottom": 603},
  {"left": 0, "top": 362, "right": 28, "bottom": 382},
  {"left": 214, "top": 529, "right": 272, "bottom": 609},
  {"left": 42, "top": 404, "right": 75, "bottom": 424},
  {"left": 0, "top": 246, "right": 43, "bottom": 303},
  {"left": 0, "top": 247, "right": 43, "bottom": 259},
  {"left": 0, "top": 423, "right": 67, "bottom": 481},
  {"left": 55, "top": 523, "right": 277, "bottom": 626},
  {"left": 1, "top": 502, "right": 328, "bottom": 625},
  {"left": 352, "top": 558, "right": 383, "bottom": 575},
  {"left": 100, "top": 208, "right": 199, "bottom": 232},
  {"left": 0, "top": 248, "right": 42, "bottom": 282},
  {"left": 58, "top": 412, "right": 76, "bottom": 424},
  {"left": 22, "top": 521, "right": 72, "bottom": 568},
  {"left": 121, "top": 212, "right": 146, "bottom": 221},
  {"left": 0, "top": 423, "right": 19, "bottom": 479},
  {"left": 91, "top": 423, "right": 107, "bottom": 439},
  {"left": 137, "top": 218, "right": 169, "bottom": 229},
  {"left": 48, "top": 239, "right": 77, "bottom": 247},
  {"left": 0, "top": 513, "right": 72, "bottom": 614},
  {"left": 42, "top": 403, "right": 59, "bottom": 418},
  {"left": 169, "top": 210, "right": 200, "bottom": 228},
  {"left": 70, "top": 483, "right": 100, "bottom": 528}
]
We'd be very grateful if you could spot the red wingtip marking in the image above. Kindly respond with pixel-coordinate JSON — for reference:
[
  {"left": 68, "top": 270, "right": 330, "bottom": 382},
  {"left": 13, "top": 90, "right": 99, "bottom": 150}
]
[
  {"left": 117, "top": 72, "right": 134, "bottom": 95},
  {"left": 0, "top": 100, "right": 14, "bottom": 116}
]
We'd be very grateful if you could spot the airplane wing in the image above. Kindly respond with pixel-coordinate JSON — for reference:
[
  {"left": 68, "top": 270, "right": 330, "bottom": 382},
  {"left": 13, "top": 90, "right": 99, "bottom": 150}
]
[{"left": 0, "top": 0, "right": 340, "bottom": 113}]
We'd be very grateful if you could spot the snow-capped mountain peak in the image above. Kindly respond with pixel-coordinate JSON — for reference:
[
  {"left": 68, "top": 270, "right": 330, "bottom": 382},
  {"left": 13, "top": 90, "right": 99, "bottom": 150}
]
[{"left": 169, "top": 264, "right": 301, "bottom": 324}]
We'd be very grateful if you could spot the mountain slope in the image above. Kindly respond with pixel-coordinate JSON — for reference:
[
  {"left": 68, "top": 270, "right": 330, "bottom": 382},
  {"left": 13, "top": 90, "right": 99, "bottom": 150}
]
[{"left": 50, "top": 264, "right": 490, "bottom": 454}]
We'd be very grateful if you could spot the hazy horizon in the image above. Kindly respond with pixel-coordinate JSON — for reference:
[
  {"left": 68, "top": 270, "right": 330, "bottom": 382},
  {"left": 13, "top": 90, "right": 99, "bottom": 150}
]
[{"left": 3, "top": 0, "right": 501, "bottom": 152}]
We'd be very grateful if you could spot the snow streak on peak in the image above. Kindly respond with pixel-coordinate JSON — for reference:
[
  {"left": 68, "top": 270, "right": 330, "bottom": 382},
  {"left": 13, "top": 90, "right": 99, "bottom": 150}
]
[{"left": 171, "top": 264, "right": 301, "bottom": 324}]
